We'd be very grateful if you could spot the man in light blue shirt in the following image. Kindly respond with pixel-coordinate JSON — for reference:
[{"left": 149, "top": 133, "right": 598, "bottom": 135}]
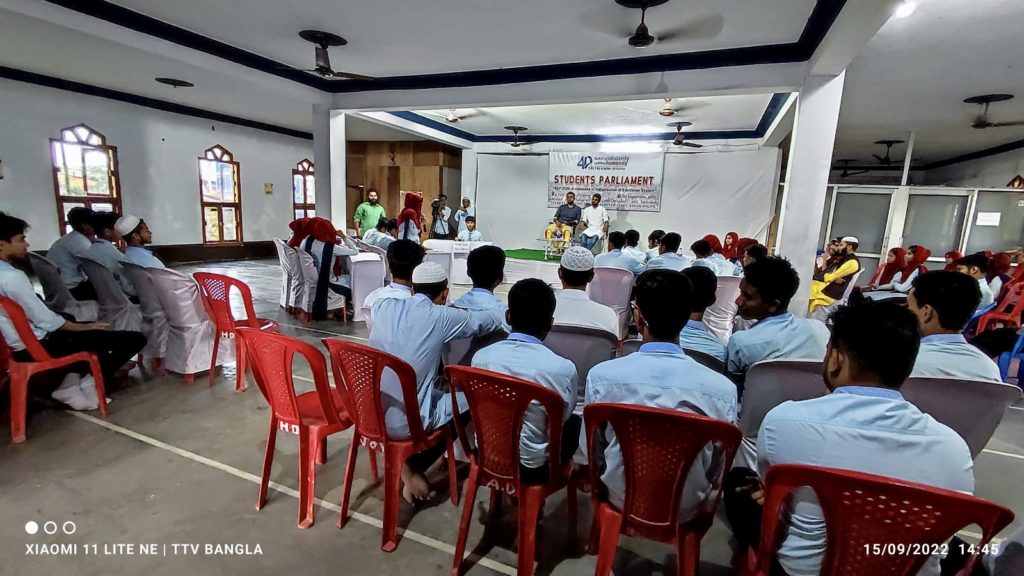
[
  {"left": 956, "top": 253, "right": 996, "bottom": 312},
  {"left": 908, "top": 270, "right": 1002, "bottom": 382},
  {"left": 645, "top": 230, "right": 665, "bottom": 262},
  {"left": 451, "top": 244, "right": 508, "bottom": 333},
  {"left": 680, "top": 267, "right": 727, "bottom": 363},
  {"left": 595, "top": 231, "right": 645, "bottom": 275},
  {"left": 454, "top": 216, "right": 484, "bottom": 242},
  {"left": 691, "top": 238, "right": 740, "bottom": 277},
  {"left": 725, "top": 301, "right": 973, "bottom": 576},
  {"left": 116, "top": 215, "right": 166, "bottom": 269},
  {"left": 86, "top": 211, "right": 135, "bottom": 296},
  {"left": 363, "top": 239, "right": 421, "bottom": 311},
  {"left": 472, "top": 279, "right": 579, "bottom": 481},
  {"left": 622, "top": 230, "right": 648, "bottom": 265},
  {"left": 580, "top": 269, "right": 738, "bottom": 518},
  {"left": 454, "top": 197, "right": 475, "bottom": 235},
  {"left": 727, "top": 257, "right": 829, "bottom": 375},
  {"left": 47, "top": 206, "right": 97, "bottom": 300},
  {"left": 645, "top": 232, "right": 692, "bottom": 271},
  {"left": 370, "top": 261, "right": 504, "bottom": 502},
  {"left": 361, "top": 216, "right": 388, "bottom": 247}
]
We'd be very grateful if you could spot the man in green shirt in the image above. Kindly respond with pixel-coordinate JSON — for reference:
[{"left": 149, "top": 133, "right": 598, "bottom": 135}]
[{"left": 353, "top": 189, "right": 386, "bottom": 238}]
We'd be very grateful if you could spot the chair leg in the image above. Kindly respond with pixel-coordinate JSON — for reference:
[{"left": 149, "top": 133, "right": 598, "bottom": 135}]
[
  {"left": 86, "top": 356, "right": 108, "bottom": 417},
  {"left": 183, "top": 373, "right": 195, "bottom": 384},
  {"left": 338, "top": 435, "right": 361, "bottom": 529},
  {"left": 207, "top": 334, "right": 221, "bottom": 387},
  {"left": 316, "top": 436, "right": 328, "bottom": 465},
  {"left": 446, "top": 436, "right": 459, "bottom": 505},
  {"left": 593, "top": 506, "right": 623, "bottom": 576},
  {"left": 381, "top": 447, "right": 406, "bottom": 552},
  {"left": 234, "top": 336, "right": 247, "bottom": 392},
  {"left": 257, "top": 418, "right": 278, "bottom": 510},
  {"left": 677, "top": 530, "right": 701, "bottom": 576},
  {"left": 567, "top": 473, "right": 578, "bottom": 546},
  {"left": 9, "top": 372, "right": 29, "bottom": 443},
  {"left": 368, "top": 448, "right": 380, "bottom": 483},
  {"left": 297, "top": 428, "right": 317, "bottom": 529},
  {"left": 488, "top": 490, "right": 502, "bottom": 522},
  {"left": 451, "top": 466, "right": 480, "bottom": 576},
  {"left": 517, "top": 489, "right": 545, "bottom": 576}
]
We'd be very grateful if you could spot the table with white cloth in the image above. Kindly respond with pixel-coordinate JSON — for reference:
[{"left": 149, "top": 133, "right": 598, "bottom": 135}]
[
  {"left": 341, "top": 252, "right": 385, "bottom": 322},
  {"left": 422, "top": 240, "right": 494, "bottom": 286}
]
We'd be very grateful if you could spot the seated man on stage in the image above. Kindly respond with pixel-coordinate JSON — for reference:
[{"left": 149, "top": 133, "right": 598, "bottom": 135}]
[
  {"left": 455, "top": 216, "right": 483, "bottom": 242},
  {"left": 544, "top": 216, "right": 572, "bottom": 253},
  {"left": 579, "top": 193, "right": 609, "bottom": 254}
]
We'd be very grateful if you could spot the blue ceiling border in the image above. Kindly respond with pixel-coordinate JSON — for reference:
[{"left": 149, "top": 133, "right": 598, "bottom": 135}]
[
  {"left": 43, "top": 0, "right": 847, "bottom": 93},
  {"left": 390, "top": 92, "right": 790, "bottom": 143}
]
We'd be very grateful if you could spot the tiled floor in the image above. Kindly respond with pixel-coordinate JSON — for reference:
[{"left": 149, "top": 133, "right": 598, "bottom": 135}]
[{"left": 2, "top": 258, "right": 1022, "bottom": 576}]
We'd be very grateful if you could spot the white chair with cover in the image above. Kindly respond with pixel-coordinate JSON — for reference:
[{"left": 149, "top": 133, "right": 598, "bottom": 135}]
[
  {"left": 295, "top": 249, "right": 346, "bottom": 321},
  {"left": 78, "top": 258, "right": 142, "bottom": 332},
  {"left": 543, "top": 325, "right": 619, "bottom": 413},
  {"left": 272, "top": 239, "right": 296, "bottom": 311},
  {"left": 365, "top": 244, "right": 391, "bottom": 284},
  {"left": 809, "top": 269, "right": 865, "bottom": 322},
  {"left": 902, "top": 377, "right": 1022, "bottom": 459},
  {"left": 736, "top": 359, "right": 826, "bottom": 468},
  {"left": 704, "top": 275, "right": 741, "bottom": 343},
  {"left": 120, "top": 262, "right": 168, "bottom": 367},
  {"left": 345, "top": 252, "right": 385, "bottom": 322},
  {"left": 148, "top": 268, "right": 232, "bottom": 382},
  {"left": 443, "top": 330, "right": 509, "bottom": 367},
  {"left": 27, "top": 252, "right": 98, "bottom": 322},
  {"left": 588, "top": 267, "right": 634, "bottom": 340}
]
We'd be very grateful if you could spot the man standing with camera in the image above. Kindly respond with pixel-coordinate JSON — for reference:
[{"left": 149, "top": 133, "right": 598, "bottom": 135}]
[{"left": 430, "top": 194, "right": 453, "bottom": 239}]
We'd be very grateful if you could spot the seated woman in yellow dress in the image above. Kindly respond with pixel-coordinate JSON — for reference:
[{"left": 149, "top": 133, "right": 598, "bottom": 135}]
[{"left": 544, "top": 216, "right": 572, "bottom": 253}]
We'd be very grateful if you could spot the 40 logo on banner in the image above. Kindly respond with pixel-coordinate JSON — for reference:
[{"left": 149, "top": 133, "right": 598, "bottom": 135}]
[{"left": 550, "top": 151, "right": 665, "bottom": 212}]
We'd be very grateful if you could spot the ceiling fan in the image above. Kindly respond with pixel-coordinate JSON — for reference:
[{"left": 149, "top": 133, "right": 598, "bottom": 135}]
[
  {"left": 601, "top": 0, "right": 724, "bottom": 49},
  {"left": 504, "top": 126, "right": 537, "bottom": 148},
  {"left": 835, "top": 160, "right": 868, "bottom": 177},
  {"left": 873, "top": 140, "right": 904, "bottom": 165},
  {"left": 437, "top": 108, "right": 483, "bottom": 123},
  {"left": 295, "top": 30, "right": 374, "bottom": 81},
  {"left": 965, "top": 94, "right": 1024, "bottom": 129},
  {"left": 668, "top": 121, "right": 702, "bottom": 148}
]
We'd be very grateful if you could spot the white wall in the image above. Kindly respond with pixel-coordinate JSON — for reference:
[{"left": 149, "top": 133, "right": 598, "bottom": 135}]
[
  {"left": 923, "top": 149, "right": 1024, "bottom": 188},
  {"left": 0, "top": 80, "right": 313, "bottom": 247},
  {"left": 474, "top": 148, "right": 781, "bottom": 250}
]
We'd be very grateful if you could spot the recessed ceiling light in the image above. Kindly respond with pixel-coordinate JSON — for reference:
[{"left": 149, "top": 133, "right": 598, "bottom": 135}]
[
  {"left": 894, "top": 1, "right": 916, "bottom": 18},
  {"left": 155, "top": 77, "right": 194, "bottom": 88}
]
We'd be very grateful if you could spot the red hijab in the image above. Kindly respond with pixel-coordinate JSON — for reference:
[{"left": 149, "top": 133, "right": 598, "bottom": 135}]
[
  {"left": 307, "top": 217, "right": 338, "bottom": 243},
  {"left": 988, "top": 253, "right": 1012, "bottom": 281},
  {"left": 702, "top": 234, "right": 724, "bottom": 255},
  {"left": 287, "top": 217, "right": 311, "bottom": 248},
  {"left": 722, "top": 232, "right": 740, "bottom": 260},
  {"left": 943, "top": 250, "right": 963, "bottom": 272},
  {"left": 398, "top": 192, "right": 423, "bottom": 228},
  {"left": 871, "top": 247, "right": 907, "bottom": 287},
  {"left": 902, "top": 245, "right": 932, "bottom": 281},
  {"left": 733, "top": 237, "right": 758, "bottom": 260}
]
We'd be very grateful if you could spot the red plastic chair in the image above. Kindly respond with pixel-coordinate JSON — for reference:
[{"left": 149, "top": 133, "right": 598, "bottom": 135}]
[
  {"left": 977, "top": 282, "right": 1024, "bottom": 333},
  {"left": 746, "top": 464, "right": 1015, "bottom": 576},
  {"left": 236, "top": 328, "right": 371, "bottom": 529},
  {"left": 193, "top": 272, "right": 279, "bottom": 391},
  {"left": 446, "top": 366, "right": 578, "bottom": 576},
  {"left": 322, "top": 338, "right": 458, "bottom": 552},
  {"left": 584, "top": 403, "right": 742, "bottom": 576},
  {"left": 0, "top": 296, "right": 107, "bottom": 443}
]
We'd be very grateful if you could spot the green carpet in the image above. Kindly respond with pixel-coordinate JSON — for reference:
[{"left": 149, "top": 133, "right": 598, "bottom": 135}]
[{"left": 504, "top": 248, "right": 552, "bottom": 262}]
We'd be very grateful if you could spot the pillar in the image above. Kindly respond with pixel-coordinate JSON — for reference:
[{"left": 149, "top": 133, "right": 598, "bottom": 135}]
[
  {"left": 312, "top": 105, "right": 348, "bottom": 227},
  {"left": 776, "top": 72, "right": 846, "bottom": 315}
]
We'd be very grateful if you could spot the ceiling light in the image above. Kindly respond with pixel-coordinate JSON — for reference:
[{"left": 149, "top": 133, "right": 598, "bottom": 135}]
[{"left": 893, "top": 1, "right": 916, "bottom": 19}]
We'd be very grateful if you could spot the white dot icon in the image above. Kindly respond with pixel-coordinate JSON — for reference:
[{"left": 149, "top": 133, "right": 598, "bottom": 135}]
[{"left": 25, "top": 521, "right": 39, "bottom": 535}]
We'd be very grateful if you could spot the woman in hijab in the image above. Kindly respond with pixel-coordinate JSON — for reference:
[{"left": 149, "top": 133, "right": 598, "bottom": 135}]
[
  {"left": 987, "top": 252, "right": 1013, "bottom": 299},
  {"left": 865, "top": 247, "right": 907, "bottom": 289},
  {"left": 300, "top": 217, "right": 358, "bottom": 320},
  {"left": 398, "top": 192, "right": 424, "bottom": 244},
  {"left": 702, "top": 234, "right": 724, "bottom": 255},
  {"left": 722, "top": 232, "right": 740, "bottom": 260},
  {"left": 731, "top": 237, "right": 758, "bottom": 265},
  {"left": 943, "top": 250, "right": 963, "bottom": 271},
  {"left": 287, "top": 217, "right": 311, "bottom": 248},
  {"left": 863, "top": 244, "right": 930, "bottom": 301}
]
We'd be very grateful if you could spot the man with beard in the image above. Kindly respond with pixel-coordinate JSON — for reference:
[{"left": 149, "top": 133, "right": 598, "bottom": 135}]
[{"left": 353, "top": 188, "right": 386, "bottom": 238}]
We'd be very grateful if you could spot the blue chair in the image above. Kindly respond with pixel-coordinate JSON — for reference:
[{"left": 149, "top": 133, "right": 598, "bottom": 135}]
[
  {"left": 963, "top": 302, "right": 998, "bottom": 338},
  {"left": 997, "top": 331, "right": 1024, "bottom": 383}
]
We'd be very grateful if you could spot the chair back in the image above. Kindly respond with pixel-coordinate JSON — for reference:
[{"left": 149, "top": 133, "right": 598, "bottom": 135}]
[
  {"left": 120, "top": 263, "right": 165, "bottom": 320},
  {"left": 447, "top": 366, "right": 568, "bottom": 490},
  {"left": 0, "top": 296, "right": 53, "bottom": 362},
  {"left": 588, "top": 267, "right": 634, "bottom": 338},
  {"left": 584, "top": 403, "right": 742, "bottom": 541},
  {"left": 322, "top": 339, "right": 428, "bottom": 445},
  {"left": 840, "top": 269, "right": 865, "bottom": 302},
  {"left": 193, "top": 272, "right": 260, "bottom": 334},
  {"left": 978, "top": 282, "right": 1024, "bottom": 330},
  {"left": 617, "top": 338, "right": 641, "bottom": 357},
  {"left": 78, "top": 258, "right": 130, "bottom": 309},
  {"left": 739, "top": 360, "right": 826, "bottom": 436},
  {"left": 295, "top": 249, "right": 319, "bottom": 311},
  {"left": 26, "top": 252, "right": 75, "bottom": 311},
  {"left": 147, "top": 268, "right": 207, "bottom": 327},
  {"left": 543, "top": 325, "right": 618, "bottom": 405},
  {"left": 704, "top": 275, "right": 741, "bottom": 343},
  {"left": 272, "top": 238, "right": 294, "bottom": 308},
  {"left": 902, "top": 377, "right": 1022, "bottom": 458},
  {"left": 443, "top": 330, "right": 508, "bottom": 367},
  {"left": 348, "top": 253, "right": 386, "bottom": 322},
  {"left": 684, "top": 349, "right": 727, "bottom": 373},
  {"left": 754, "top": 464, "right": 1015, "bottom": 576},
  {"left": 365, "top": 244, "right": 391, "bottom": 283},
  {"left": 236, "top": 329, "right": 344, "bottom": 429}
]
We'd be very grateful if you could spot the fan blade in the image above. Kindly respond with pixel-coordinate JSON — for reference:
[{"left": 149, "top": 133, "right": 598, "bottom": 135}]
[
  {"left": 655, "top": 13, "right": 725, "bottom": 44},
  {"left": 872, "top": 154, "right": 885, "bottom": 163},
  {"left": 578, "top": 4, "right": 638, "bottom": 39},
  {"left": 329, "top": 70, "right": 375, "bottom": 81},
  {"left": 682, "top": 141, "right": 703, "bottom": 148},
  {"left": 988, "top": 121, "right": 1024, "bottom": 127}
]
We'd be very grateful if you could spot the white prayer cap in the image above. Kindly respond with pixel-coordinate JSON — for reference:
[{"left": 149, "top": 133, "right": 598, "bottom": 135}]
[
  {"left": 412, "top": 261, "right": 448, "bottom": 284},
  {"left": 115, "top": 215, "right": 141, "bottom": 237},
  {"left": 841, "top": 236, "right": 859, "bottom": 244},
  {"left": 561, "top": 246, "right": 595, "bottom": 272}
]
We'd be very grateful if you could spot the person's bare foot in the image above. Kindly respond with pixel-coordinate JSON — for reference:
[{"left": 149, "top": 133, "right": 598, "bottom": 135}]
[{"left": 400, "top": 465, "right": 435, "bottom": 504}]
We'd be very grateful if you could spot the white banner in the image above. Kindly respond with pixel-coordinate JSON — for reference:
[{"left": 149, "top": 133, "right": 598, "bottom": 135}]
[{"left": 548, "top": 151, "right": 665, "bottom": 212}]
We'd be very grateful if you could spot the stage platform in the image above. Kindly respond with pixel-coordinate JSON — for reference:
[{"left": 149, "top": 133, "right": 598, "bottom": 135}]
[{"left": 423, "top": 241, "right": 561, "bottom": 287}]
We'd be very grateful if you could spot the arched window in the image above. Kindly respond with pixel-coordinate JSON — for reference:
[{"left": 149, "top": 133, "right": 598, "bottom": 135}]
[
  {"left": 50, "top": 124, "right": 122, "bottom": 234},
  {"left": 292, "top": 159, "right": 316, "bottom": 219},
  {"left": 198, "top": 145, "right": 242, "bottom": 244}
]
